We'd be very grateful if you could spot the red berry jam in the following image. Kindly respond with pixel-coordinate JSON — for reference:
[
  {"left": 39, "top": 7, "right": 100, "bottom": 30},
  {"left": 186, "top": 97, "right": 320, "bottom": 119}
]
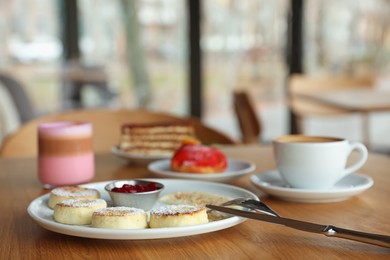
[{"left": 111, "top": 182, "right": 159, "bottom": 193}]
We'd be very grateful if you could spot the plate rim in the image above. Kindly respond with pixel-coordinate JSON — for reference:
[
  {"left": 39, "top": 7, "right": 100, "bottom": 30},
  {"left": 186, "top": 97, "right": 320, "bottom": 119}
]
[
  {"left": 250, "top": 170, "right": 373, "bottom": 203},
  {"left": 27, "top": 178, "right": 258, "bottom": 240},
  {"left": 111, "top": 146, "right": 171, "bottom": 160},
  {"left": 148, "top": 159, "right": 256, "bottom": 180}
]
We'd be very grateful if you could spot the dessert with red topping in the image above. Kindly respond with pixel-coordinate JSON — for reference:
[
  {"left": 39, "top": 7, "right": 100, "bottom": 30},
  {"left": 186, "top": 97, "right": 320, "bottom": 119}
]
[{"left": 171, "top": 139, "right": 227, "bottom": 174}]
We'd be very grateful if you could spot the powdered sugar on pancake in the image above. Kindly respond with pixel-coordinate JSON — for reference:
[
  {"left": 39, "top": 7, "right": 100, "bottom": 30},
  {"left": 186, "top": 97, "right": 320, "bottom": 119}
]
[
  {"left": 94, "top": 207, "right": 145, "bottom": 216},
  {"left": 159, "top": 192, "right": 233, "bottom": 222},
  {"left": 59, "top": 198, "right": 106, "bottom": 207},
  {"left": 151, "top": 205, "right": 204, "bottom": 216},
  {"left": 51, "top": 186, "right": 99, "bottom": 197}
]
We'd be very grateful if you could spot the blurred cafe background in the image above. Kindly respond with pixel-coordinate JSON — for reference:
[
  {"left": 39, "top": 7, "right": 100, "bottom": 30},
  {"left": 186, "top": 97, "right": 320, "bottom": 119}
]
[{"left": 1, "top": 0, "right": 390, "bottom": 153}]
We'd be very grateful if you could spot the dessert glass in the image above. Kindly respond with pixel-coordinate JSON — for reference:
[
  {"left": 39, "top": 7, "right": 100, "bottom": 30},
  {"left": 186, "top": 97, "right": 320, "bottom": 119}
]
[{"left": 38, "top": 121, "right": 94, "bottom": 188}]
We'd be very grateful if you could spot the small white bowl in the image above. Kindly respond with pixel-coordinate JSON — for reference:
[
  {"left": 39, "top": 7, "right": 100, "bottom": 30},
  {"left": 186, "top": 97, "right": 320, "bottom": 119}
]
[{"left": 105, "top": 180, "right": 164, "bottom": 210}]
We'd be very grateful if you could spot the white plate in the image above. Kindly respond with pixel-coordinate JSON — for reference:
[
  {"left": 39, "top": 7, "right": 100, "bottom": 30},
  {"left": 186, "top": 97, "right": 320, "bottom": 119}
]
[
  {"left": 148, "top": 159, "right": 256, "bottom": 182},
  {"left": 111, "top": 147, "right": 171, "bottom": 164},
  {"left": 250, "top": 171, "right": 374, "bottom": 203},
  {"left": 27, "top": 179, "right": 258, "bottom": 240}
]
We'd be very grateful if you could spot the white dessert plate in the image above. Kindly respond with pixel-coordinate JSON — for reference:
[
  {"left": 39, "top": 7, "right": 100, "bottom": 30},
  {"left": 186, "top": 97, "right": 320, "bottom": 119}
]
[
  {"left": 111, "top": 147, "right": 171, "bottom": 164},
  {"left": 27, "top": 179, "right": 258, "bottom": 240},
  {"left": 148, "top": 159, "right": 256, "bottom": 182},
  {"left": 250, "top": 171, "right": 374, "bottom": 203}
]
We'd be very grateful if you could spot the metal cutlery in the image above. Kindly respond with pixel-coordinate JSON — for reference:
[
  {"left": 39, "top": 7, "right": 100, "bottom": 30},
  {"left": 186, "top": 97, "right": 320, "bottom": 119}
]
[
  {"left": 207, "top": 202, "right": 390, "bottom": 248},
  {"left": 219, "top": 198, "right": 280, "bottom": 217}
]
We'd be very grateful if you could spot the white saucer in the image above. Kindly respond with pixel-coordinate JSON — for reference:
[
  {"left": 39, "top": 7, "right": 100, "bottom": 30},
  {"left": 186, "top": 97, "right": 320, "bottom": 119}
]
[
  {"left": 148, "top": 159, "right": 256, "bottom": 182},
  {"left": 250, "top": 171, "right": 374, "bottom": 203},
  {"left": 111, "top": 147, "right": 171, "bottom": 164}
]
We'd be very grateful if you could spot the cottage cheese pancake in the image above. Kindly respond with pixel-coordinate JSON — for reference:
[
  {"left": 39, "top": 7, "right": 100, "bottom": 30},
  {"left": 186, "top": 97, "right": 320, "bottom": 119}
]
[
  {"left": 92, "top": 207, "right": 148, "bottom": 229},
  {"left": 159, "top": 191, "right": 233, "bottom": 221},
  {"left": 53, "top": 198, "right": 107, "bottom": 225},
  {"left": 48, "top": 186, "right": 100, "bottom": 209},
  {"left": 149, "top": 205, "right": 208, "bottom": 228}
]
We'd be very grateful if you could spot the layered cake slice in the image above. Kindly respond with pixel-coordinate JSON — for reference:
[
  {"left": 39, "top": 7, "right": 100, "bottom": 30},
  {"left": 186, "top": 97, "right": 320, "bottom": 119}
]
[{"left": 118, "top": 122, "right": 195, "bottom": 156}]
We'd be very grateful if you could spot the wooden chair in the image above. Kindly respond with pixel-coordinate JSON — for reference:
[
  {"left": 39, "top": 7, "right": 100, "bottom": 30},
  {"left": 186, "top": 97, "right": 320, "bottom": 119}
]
[
  {"left": 0, "top": 82, "right": 21, "bottom": 141},
  {"left": 0, "top": 72, "right": 36, "bottom": 122},
  {"left": 0, "top": 108, "right": 236, "bottom": 158},
  {"left": 233, "top": 91, "right": 262, "bottom": 144},
  {"left": 289, "top": 74, "right": 374, "bottom": 133}
]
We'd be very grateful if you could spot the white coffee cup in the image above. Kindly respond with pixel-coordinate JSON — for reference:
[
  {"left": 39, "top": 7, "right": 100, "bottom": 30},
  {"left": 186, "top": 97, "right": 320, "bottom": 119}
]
[{"left": 273, "top": 135, "right": 368, "bottom": 190}]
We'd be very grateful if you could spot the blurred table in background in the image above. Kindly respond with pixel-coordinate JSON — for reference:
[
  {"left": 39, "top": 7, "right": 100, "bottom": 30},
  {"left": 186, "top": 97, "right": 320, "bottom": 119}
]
[
  {"left": 295, "top": 88, "right": 390, "bottom": 150},
  {"left": 61, "top": 63, "right": 117, "bottom": 109}
]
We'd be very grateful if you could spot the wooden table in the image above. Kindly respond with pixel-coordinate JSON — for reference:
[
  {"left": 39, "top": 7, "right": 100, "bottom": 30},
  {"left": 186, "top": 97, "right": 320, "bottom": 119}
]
[
  {"left": 295, "top": 88, "right": 390, "bottom": 149},
  {"left": 1, "top": 145, "right": 389, "bottom": 259},
  {"left": 296, "top": 88, "right": 390, "bottom": 113}
]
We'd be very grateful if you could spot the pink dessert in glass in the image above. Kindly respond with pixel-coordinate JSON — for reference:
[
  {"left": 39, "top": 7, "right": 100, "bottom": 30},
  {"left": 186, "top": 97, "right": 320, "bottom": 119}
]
[{"left": 38, "top": 121, "right": 95, "bottom": 188}]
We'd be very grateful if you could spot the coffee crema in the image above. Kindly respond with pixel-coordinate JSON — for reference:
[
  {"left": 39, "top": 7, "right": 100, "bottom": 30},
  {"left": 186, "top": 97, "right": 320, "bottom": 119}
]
[{"left": 274, "top": 135, "right": 344, "bottom": 143}]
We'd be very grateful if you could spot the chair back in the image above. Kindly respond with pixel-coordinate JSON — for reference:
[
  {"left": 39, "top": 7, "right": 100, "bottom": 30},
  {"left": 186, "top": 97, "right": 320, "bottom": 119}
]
[
  {"left": 0, "top": 72, "right": 36, "bottom": 122},
  {"left": 0, "top": 108, "right": 236, "bottom": 158},
  {"left": 233, "top": 91, "right": 261, "bottom": 144}
]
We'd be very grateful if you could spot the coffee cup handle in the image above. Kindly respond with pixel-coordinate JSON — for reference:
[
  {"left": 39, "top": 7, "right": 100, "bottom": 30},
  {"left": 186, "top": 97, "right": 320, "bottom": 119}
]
[{"left": 343, "top": 142, "right": 368, "bottom": 177}]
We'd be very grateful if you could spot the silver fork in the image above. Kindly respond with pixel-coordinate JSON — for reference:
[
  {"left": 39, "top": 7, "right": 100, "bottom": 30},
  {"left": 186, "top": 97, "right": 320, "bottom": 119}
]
[{"left": 219, "top": 198, "right": 280, "bottom": 217}]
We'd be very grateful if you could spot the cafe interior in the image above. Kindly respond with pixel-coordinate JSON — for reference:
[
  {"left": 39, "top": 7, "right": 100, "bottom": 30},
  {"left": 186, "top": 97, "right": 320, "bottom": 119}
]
[{"left": 0, "top": 0, "right": 389, "bottom": 258}]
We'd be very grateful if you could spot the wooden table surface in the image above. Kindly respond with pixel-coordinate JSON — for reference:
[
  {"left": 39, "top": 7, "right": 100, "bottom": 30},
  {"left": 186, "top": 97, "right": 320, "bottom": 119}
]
[{"left": 1, "top": 145, "right": 389, "bottom": 259}]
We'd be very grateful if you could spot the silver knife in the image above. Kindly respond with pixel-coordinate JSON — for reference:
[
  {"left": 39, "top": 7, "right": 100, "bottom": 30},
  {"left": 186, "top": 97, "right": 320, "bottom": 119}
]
[{"left": 206, "top": 204, "right": 390, "bottom": 248}]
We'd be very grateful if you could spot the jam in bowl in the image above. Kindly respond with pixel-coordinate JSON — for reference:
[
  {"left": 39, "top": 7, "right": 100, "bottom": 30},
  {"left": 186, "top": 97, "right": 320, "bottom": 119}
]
[{"left": 105, "top": 180, "right": 164, "bottom": 210}]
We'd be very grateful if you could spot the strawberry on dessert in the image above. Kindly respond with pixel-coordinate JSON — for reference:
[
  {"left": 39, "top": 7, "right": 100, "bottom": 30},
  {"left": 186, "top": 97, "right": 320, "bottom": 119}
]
[{"left": 171, "top": 139, "right": 227, "bottom": 174}]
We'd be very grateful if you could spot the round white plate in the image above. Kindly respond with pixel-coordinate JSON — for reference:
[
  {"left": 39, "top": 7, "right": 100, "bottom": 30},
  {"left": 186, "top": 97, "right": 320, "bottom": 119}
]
[
  {"left": 250, "top": 171, "right": 374, "bottom": 203},
  {"left": 148, "top": 159, "right": 256, "bottom": 182},
  {"left": 27, "top": 179, "right": 258, "bottom": 240},
  {"left": 111, "top": 147, "right": 171, "bottom": 164}
]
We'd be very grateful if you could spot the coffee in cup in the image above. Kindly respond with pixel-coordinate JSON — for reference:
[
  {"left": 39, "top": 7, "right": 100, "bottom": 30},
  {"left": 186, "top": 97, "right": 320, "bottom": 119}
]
[{"left": 272, "top": 135, "right": 368, "bottom": 189}]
